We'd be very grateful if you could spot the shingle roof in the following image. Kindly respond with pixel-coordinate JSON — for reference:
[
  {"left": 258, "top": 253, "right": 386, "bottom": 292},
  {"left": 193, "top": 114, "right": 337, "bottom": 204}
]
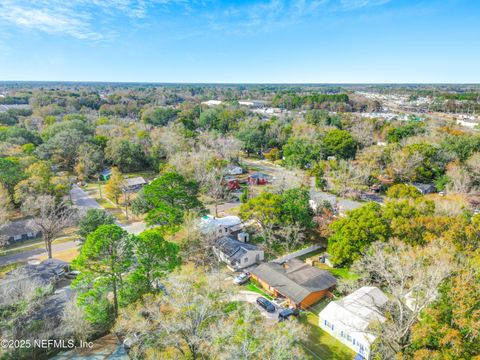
[
  {"left": 249, "top": 172, "right": 270, "bottom": 179},
  {"left": 215, "top": 236, "right": 259, "bottom": 264},
  {"left": 0, "top": 219, "right": 39, "bottom": 238},
  {"left": 124, "top": 177, "right": 147, "bottom": 187},
  {"left": 251, "top": 259, "right": 337, "bottom": 304}
]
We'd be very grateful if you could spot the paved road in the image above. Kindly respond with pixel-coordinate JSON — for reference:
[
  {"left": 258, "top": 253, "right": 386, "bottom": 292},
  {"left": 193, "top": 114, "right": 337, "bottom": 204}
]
[
  {"left": 0, "top": 186, "right": 147, "bottom": 266},
  {"left": 0, "top": 240, "right": 77, "bottom": 266},
  {"left": 71, "top": 185, "right": 147, "bottom": 234},
  {"left": 71, "top": 184, "right": 102, "bottom": 210}
]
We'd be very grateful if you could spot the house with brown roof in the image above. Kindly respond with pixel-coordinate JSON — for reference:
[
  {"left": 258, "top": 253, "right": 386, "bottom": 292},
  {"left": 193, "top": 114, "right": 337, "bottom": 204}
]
[{"left": 251, "top": 258, "right": 337, "bottom": 309}]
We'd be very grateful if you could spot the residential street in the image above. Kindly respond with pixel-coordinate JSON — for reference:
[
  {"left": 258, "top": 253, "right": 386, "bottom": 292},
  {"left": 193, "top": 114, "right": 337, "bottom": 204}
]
[
  {"left": 0, "top": 186, "right": 147, "bottom": 266},
  {"left": 0, "top": 240, "right": 77, "bottom": 266},
  {"left": 71, "top": 184, "right": 147, "bottom": 234},
  {"left": 71, "top": 184, "right": 102, "bottom": 210}
]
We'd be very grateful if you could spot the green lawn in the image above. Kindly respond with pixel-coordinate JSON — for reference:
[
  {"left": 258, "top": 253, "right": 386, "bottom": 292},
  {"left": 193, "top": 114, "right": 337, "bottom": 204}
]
[
  {"left": 315, "top": 263, "right": 359, "bottom": 280},
  {"left": 300, "top": 307, "right": 355, "bottom": 360},
  {"left": 299, "top": 250, "right": 359, "bottom": 281},
  {"left": 245, "top": 281, "right": 273, "bottom": 300}
]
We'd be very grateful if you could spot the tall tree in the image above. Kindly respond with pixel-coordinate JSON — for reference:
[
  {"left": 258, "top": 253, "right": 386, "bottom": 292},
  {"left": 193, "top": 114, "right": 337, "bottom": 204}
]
[
  {"left": 74, "top": 224, "right": 133, "bottom": 317},
  {"left": 77, "top": 208, "right": 115, "bottom": 241},
  {"left": 328, "top": 202, "right": 389, "bottom": 266},
  {"left": 105, "top": 167, "right": 123, "bottom": 204},
  {"left": 123, "top": 229, "right": 180, "bottom": 303},
  {"left": 142, "top": 172, "right": 204, "bottom": 227}
]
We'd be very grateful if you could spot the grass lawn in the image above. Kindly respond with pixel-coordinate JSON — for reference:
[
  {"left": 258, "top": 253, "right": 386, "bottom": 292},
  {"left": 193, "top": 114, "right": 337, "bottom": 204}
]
[
  {"left": 39, "top": 247, "right": 79, "bottom": 262},
  {"left": 315, "top": 263, "right": 359, "bottom": 280},
  {"left": 245, "top": 282, "right": 273, "bottom": 300},
  {"left": 0, "top": 262, "right": 26, "bottom": 278},
  {"left": 0, "top": 235, "right": 79, "bottom": 257},
  {"left": 300, "top": 305, "right": 355, "bottom": 360},
  {"left": 300, "top": 250, "right": 359, "bottom": 281}
]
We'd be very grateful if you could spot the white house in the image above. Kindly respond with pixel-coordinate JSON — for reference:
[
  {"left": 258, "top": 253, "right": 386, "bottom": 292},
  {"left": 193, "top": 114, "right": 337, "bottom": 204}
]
[
  {"left": 201, "top": 100, "right": 222, "bottom": 106},
  {"left": 198, "top": 215, "right": 243, "bottom": 238},
  {"left": 309, "top": 191, "right": 337, "bottom": 213},
  {"left": 319, "top": 286, "right": 388, "bottom": 360},
  {"left": 213, "top": 232, "right": 264, "bottom": 271},
  {"left": 225, "top": 165, "right": 244, "bottom": 175}
]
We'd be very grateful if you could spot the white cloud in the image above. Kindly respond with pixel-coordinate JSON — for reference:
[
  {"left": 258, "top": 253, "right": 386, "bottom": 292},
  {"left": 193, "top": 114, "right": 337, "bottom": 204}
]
[
  {"left": 340, "top": 0, "right": 391, "bottom": 10},
  {"left": 206, "top": 0, "right": 330, "bottom": 35},
  {"left": 0, "top": 0, "right": 184, "bottom": 40},
  {"left": 0, "top": 0, "right": 393, "bottom": 41}
]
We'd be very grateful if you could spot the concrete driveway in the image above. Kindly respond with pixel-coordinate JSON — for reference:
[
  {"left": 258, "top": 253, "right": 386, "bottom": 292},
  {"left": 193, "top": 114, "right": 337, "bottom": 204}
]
[{"left": 232, "top": 290, "right": 280, "bottom": 322}]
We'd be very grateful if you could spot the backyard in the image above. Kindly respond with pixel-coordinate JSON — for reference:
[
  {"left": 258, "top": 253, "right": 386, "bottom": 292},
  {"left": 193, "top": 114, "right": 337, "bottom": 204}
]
[{"left": 300, "top": 300, "right": 355, "bottom": 360}]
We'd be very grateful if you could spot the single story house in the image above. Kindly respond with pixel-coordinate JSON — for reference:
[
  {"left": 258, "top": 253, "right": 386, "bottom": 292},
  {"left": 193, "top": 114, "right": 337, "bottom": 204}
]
[
  {"left": 123, "top": 176, "right": 147, "bottom": 191},
  {"left": 411, "top": 182, "right": 436, "bottom": 195},
  {"left": 319, "top": 286, "right": 388, "bottom": 360},
  {"left": 251, "top": 259, "right": 337, "bottom": 309},
  {"left": 199, "top": 215, "right": 243, "bottom": 238},
  {"left": 201, "top": 100, "right": 222, "bottom": 106},
  {"left": 225, "top": 165, "right": 244, "bottom": 176},
  {"left": 0, "top": 219, "right": 41, "bottom": 244},
  {"left": 309, "top": 191, "right": 337, "bottom": 213},
  {"left": 213, "top": 232, "right": 264, "bottom": 271},
  {"left": 248, "top": 172, "right": 270, "bottom": 185}
]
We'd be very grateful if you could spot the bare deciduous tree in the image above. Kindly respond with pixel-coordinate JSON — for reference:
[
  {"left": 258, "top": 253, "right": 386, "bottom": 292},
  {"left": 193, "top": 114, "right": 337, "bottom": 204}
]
[
  {"left": 115, "top": 273, "right": 306, "bottom": 360},
  {"left": 23, "top": 195, "right": 77, "bottom": 258},
  {"left": 351, "top": 240, "right": 454, "bottom": 359},
  {"left": 61, "top": 299, "right": 93, "bottom": 343}
]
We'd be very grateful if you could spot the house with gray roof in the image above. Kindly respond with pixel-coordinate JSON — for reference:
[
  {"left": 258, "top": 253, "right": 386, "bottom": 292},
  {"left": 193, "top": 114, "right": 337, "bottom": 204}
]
[
  {"left": 0, "top": 219, "right": 41, "bottom": 244},
  {"left": 123, "top": 176, "right": 147, "bottom": 191},
  {"left": 213, "top": 233, "right": 264, "bottom": 271},
  {"left": 319, "top": 286, "right": 388, "bottom": 360},
  {"left": 411, "top": 182, "right": 436, "bottom": 195},
  {"left": 251, "top": 258, "right": 337, "bottom": 309}
]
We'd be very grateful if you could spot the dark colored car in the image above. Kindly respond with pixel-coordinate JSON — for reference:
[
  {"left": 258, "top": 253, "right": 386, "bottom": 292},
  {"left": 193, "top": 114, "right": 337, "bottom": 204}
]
[
  {"left": 278, "top": 308, "right": 299, "bottom": 322},
  {"left": 256, "top": 297, "right": 275, "bottom": 313}
]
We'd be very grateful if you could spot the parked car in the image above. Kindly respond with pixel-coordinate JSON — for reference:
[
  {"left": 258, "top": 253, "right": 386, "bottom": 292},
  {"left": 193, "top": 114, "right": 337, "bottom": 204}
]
[
  {"left": 256, "top": 297, "right": 275, "bottom": 313},
  {"left": 233, "top": 272, "right": 251, "bottom": 285},
  {"left": 278, "top": 308, "right": 299, "bottom": 322}
]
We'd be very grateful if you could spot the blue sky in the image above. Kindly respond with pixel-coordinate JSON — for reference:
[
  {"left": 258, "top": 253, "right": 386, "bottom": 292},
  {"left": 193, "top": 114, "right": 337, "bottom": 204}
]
[{"left": 0, "top": 0, "right": 479, "bottom": 83}]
